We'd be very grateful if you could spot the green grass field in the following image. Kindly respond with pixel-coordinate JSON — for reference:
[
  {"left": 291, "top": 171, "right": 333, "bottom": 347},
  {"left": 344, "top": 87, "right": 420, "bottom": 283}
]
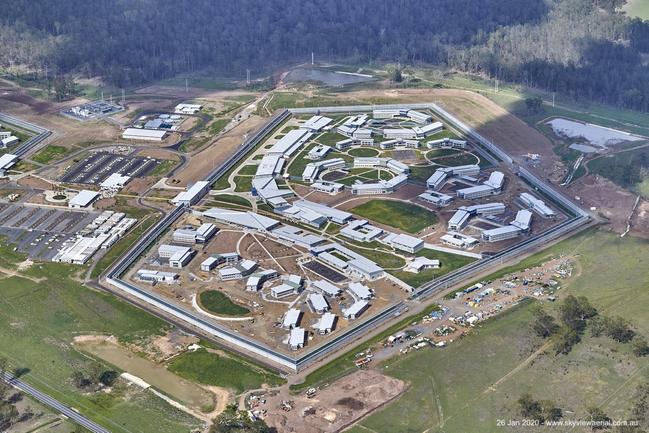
[
  {"left": 348, "top": 147, "right": 380, "bottom": 157},
  {"left": 624, "top": 0, "right": 649, "bottom": 19},
  {"left": 0, "top": 245, "right": 200, "bottom": 433},
  {"left": 587, "top": 147, "right": 649, "bottom": 198},
  {"left": 149, "top": 159, "right": 179, "bottom": 177},
  {"left": 233, "top": 175, "right": 253, "bottom": 192},
  {"left": 351, "top": 229, "right": 649, "bottom": 433},
  {"left": 198, "top": 290, "right": 250, "bottom": 316},
  {"left": 409, "top": 164, "right": 438, "bottom": 183},
  {"left": 350, "top": 199, "right": 438, "bottom": 233},
  {"left": 167, "top": 349, "right": 283, "bottom": 394},
  {"left": 237, "top": 164, "right": 259, "bottom": 176},
  {"left": 209, "top": 194, "right": 252, "bottom": 208},
  {"left": 31, "top": 145, "right": 73, "bottom": 164}
]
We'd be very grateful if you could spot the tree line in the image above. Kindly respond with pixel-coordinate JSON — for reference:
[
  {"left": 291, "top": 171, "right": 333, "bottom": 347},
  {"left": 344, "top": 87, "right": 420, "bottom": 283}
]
[{"left": 2, "top": 0, "right": 649, "bottom": 110}]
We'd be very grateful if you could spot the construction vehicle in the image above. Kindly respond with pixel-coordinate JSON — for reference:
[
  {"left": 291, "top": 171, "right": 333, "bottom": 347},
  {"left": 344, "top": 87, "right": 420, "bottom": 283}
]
[{"left": 306, "top": 388, "right": 317, "bottom": 398}]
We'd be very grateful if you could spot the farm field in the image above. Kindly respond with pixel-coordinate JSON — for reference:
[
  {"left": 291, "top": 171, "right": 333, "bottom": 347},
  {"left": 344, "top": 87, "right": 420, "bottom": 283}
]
[
  {"left": 350, "top": 229, "right": 649, "bottom": 433},
  {"left": 350, "top": 199, "right": 438, "bottom": 233},
  {"left": 0, "top": 242, "right": 201, "bottom": 433}
]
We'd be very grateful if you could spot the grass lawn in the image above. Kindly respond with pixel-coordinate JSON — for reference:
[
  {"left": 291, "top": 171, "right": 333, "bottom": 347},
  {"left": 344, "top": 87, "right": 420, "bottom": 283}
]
[
  {"left": 624, "top": 0, "right": 649, "bottom": 19},
  {"left": 317, "top": 131, "right": 346, "bottom": 146},
  {"left": 198, "top": 290, "right": 250, "bottom": 316},
  {"left": 353, "top": 229, "right": 649, "bottom": 433},
  {"left": 167, "top": 349, "right": 283, "bottom": 394},
  {"left": 408, "top": 164, "right": 438, "bottom": 183},
  {"left": 350, "top": 199, "right": 438, "bottom": 233},
  {"left": 237, "top": 164, "right": 259, "bottom": 176},
  {"left": 434, "top": 152, "right": 479, "bottom": 167},
  {"left": 233, "top": 176, "right": 253, "bottom": 192},
  {"left": 348, "top": 147, "right": 380, "bottom": 157},
  {"left": 208, "top": 117, "right": 231, "bottom": 135},
  {"left": 31, "top": 145, "right": 72, "bottom": 164},
  {"left": 0, "top": 252, "right": 200, "bottom": 433},
  {"left": 345, "top": 244, "right": 405, "bottom": 269},
  {"left": 149, "top": 159, "right": 178, "bottom": 177},
  {"left": 587, "top": 148, "right": 649, "bottom": 198},
  {"left": 209, "top": 194, "right": 251, "bottom": 208}
]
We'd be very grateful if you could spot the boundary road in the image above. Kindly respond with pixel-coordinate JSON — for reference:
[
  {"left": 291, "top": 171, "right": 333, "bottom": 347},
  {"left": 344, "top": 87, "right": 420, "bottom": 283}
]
[
  {"left": 2, "top": 371, "right": 110, "bottom": 433},
  {"left": 100, "top": 103, "right": 591, "bottom": 372}
]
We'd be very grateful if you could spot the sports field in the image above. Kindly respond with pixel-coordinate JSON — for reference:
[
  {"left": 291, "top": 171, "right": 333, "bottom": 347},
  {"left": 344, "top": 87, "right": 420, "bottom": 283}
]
[
  {"left": 350, "top": 199, "right": 438, "bottom": 233},
  {"left": 349, "top": 229, "right": 649, "bottom": 433}
]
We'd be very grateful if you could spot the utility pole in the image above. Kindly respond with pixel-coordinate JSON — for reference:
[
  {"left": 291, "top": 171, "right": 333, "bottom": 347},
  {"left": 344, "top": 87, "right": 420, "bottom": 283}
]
[
  {"left": 101, "top": 90, "right": 104, "bottom": 101},
  {"left": 185, "top": 78, "right": 188, "bottom": 93},
  {"left": 121, "top": 88, "right": 125, "bottom": 106},
  {"left": 311, "top": 52, "right": 314, "bottom": 65},
  {"left": 552, "top": 92, "right": 555, "bottom": 108},
  {"left": 494, "top": 79, "right": 499, "bottom": 93},
  {"left": 246, "top": 69, "right": 250, "bottom": 85}
]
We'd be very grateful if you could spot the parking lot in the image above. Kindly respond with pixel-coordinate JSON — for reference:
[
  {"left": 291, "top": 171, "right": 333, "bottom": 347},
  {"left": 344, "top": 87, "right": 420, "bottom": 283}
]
[
  {"left": 61, "top": 151, "right": 160, "bottom": 185},
  {"left": 0, "top": 203, "right": 97, "bottom": 260}
]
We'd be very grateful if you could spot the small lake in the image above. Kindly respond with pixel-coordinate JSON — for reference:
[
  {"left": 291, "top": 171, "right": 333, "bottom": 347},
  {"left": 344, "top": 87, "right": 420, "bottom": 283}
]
[{"left": 285, "top": 68, "right": 375, "bottom": 86}]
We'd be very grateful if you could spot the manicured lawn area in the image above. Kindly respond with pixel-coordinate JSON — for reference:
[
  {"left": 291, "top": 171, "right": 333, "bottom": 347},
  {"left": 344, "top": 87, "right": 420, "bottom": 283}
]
[
  {"left": 210, "top": 194, "right": 251, "bottom": 208},
  {"left": 434, "top": 152, "right": 479, "bottom": 167},
  {"left": 345, "top": 244, "right": 405, "bottom": 269},
  {"left": 0, "top": 258, "right": 200, "bottom": 433},
  {"left": 348, "top": 147, "right": 380, "bottom": 157},
  {"left": 31, "top": 145, "right": 72, "bottom": 164},
  {"left": 350, "top": 199, "right": 438, "bottom": 233},
  {"left": 317, "top": 131, "right": 346, "bottom": 146},
  {"left": 233, "top": 176, "right": 253, "bottom": 192},
  {"left": 237, "top": 164, "right": 259, "bottom": 176},
  {"left": 198, "top": 290, "right": 250, "bottom": 316},
  {"left": 408, "top": 164, "right": 437, "bottom": 183},
  {"left": 167, "top": 349, "right": 283, "bottom": 394}
]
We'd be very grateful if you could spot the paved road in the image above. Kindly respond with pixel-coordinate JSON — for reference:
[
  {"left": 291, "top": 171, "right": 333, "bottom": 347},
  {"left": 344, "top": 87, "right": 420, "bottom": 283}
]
[{"left": 2, "top": 372, "right": 110, "bottom": 433}]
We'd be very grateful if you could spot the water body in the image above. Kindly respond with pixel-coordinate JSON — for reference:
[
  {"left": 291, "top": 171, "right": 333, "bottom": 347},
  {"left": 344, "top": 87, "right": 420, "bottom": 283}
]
[
  {"left": 285, "top": 67, "right": 375, "bottom": 86},
  {"left": 547, "top": 118, "right": 645, "bottom": 147}
]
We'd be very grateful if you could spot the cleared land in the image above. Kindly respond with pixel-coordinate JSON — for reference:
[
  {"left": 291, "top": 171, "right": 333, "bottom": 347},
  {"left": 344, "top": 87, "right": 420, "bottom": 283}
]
[
  {"left": 350, "top": 199, "right": 438, "bottom": 233},
  {"left": 350, "top": 229, "right": 649, "bottom": 433}
]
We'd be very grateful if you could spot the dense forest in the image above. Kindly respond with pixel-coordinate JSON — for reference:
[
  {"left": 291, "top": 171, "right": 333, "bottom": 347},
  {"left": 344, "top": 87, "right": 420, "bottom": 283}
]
[{"left": 2, "top": 0, "right": 649, "bottom": 110}]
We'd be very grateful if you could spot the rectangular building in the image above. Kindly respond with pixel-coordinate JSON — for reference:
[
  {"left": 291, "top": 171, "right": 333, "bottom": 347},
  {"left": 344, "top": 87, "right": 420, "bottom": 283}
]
[
  {"left": 343, "top": 300, "right": 369, "bottom": 320},
  {"left": 69, "top": 190, "right": 99, "bottom": 208},
  {"left": 122, "top": 128, "right": 168, "bottom": 141},
  {"left": 382, "top": 233, "right": 424, "bottom": 253},
  {"left": 316, "top": 312, "right": 337, "bottom": 334},
  {"left": 308, "top": 293, "right": 330, "bottom": 313}
]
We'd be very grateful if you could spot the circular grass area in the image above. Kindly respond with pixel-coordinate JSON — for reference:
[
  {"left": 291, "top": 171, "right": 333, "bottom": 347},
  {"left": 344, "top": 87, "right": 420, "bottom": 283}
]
[
  {"left": 348, "top": 147, "right": 380, "bottom": 157},
  {"left": 198, "top": 290, "right": 250, "bottom": 316},
  {"left": 53, "top": 194, "right": 67, "bottom": 200}
]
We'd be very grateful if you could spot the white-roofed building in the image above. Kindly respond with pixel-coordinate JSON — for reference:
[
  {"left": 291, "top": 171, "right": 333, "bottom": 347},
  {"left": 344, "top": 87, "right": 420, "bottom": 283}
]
[
  {"left": 100, "top": 173, "right": 131, "bottom": 191},
  {"left": 271, "top": 225, "right": 325, "bottom": 249},
  {"left": 440, "top": 232, "right": 479, "bottom": 248},
  {"left": 158, "top": 244, "right": 195, "bottom": 268},
  {"left": 311, "top": 181, "right": 344, "bottom": 195},
  {"left": 427, "top": 137, "right": 467, "bottom": 149},
  {"left": 348, "top": 282, "right": 373, "bottom": 300},
  {"left": 312, "top": 279, "right": 342, "bottom": 297},
  {"left": 122, "top": 128, "right": 168, "bottom": 141},
  {"left": 292, "top": 200, "right": 353, "bottom": 224},
  {"left": 288, "top": 327, "right": 306, "bottom": 350},
  {"left": 519, "top": 192, "right": 556, "bottom": 218},
  {"left": 255, "top": 154, "right": 285, "bottom": 178},
  {"left": 456, "top": 184, "right": 497, "bottom": 199},
  {"left": 511, "top": 209, "right": 533, "bottom": 231},
  {"left": 405, "top": 257, "right": 440, "bottom": 273},
  {"left": 418, "top": 191, "right": 454, "bottom": 206},
  {"left": 302, "top": 115, "right": 333, "bottom": 132},
  {"left": 219, "top": 259, "right": 257, "bottom": 280},
  {"left": 340, "top": 220, "right": 383, "bottom": 242},
  {"left": 174, "top": 103, "right": 202, "bottom": 114},
  {"left": 316, "top": 312, "right": 337, "bottom": 334},
  {"left": 271, "top": 283, "right": 298, "bottom": 299},
  {"left": 267, "top": 129, "right": 312, "bottom": 157},
  {"left": 171, "top": 181, "right": 210, "bottom": 206},
  {"left": 308, "top": 293, "right": 330, "bottom": 313},
  {"left": 413, "top": 122, "right": 443, "bottom": 138},
  {"left": 203, "top": 208, "right": 280, "bottom": 231},
  {"left": 282, "top": 308, "right": 302, "bottom": 329},
  {"left": 406, "top": 110, "right": 433, "bottom": 124},
  {"left": 1, "top": 136, "right": 19, "bottom": 148},
  {"left": 69, "top": 190, "right": 99, "bottom": 208},
  {"left": 136, "top": 269, "right": 179, "bottom": 284},
  {"left": 484, "top": 171, "right": 505, "bottom": 191},
  {"left": 481, "top": 225, "right": 522, "bottom": 242},
  {"left": 343, "top": 300, "right": 369, "bottom": 320},
  {"left": 306, "top": 144, "right": 331, "bottom": 160},
  {"left": 382, "top": 233, "right": 424, "bottom": 253},
  {"left": 383, "top": 129, "right": 417, "bottom": 139},
  {"left": 448, "top": 209, "right": 471, "bottom": 231}
]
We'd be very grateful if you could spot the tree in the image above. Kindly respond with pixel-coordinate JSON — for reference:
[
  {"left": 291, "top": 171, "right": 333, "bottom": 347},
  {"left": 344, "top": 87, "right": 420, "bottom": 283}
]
[
  {"left": 210, "top": 405, "right": 275, "bottom": 433},
  {"left": 525, "top": 96, "right": 543, "bottom": 113},
  {"left": 554, "top": 327, "right": 581, "bottom": 355},
  {"left": 391, "top": 66, "right": 403, "bottom": 83},
  {"left": 586, "top": 407, "right": 611, "bottom": 430},
  {"left": 531, "top": 306, "right": 559, "bottom": 338},
  {"left": 633, "top": 336, "right": 649, "bottom": 357},
  {"left": 98, "top": 370, "right": 118, "bottom": 387},
  {"left": 603, "top": 316, "right": 635, "bottom": 343},
  {"left": 559, "top": 295, "right": 597, "bottom": 332},
  {"left": 517, "top": 394, "right": 562, "bottom": 423}
]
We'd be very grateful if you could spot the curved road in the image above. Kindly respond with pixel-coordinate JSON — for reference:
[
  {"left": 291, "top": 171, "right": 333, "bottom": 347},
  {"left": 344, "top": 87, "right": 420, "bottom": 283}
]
[{"left": 2, "top": 372, "right": 110, "bottom": 433}]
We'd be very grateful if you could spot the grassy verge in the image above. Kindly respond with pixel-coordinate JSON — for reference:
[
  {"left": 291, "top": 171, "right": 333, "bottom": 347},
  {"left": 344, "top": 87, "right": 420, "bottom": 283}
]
[
  {"left": 350, "top": 199, "right": 438, "bottom": 233},
  {"left": 198, "top": 290, "right": 250, "bottom": 316},
  {"left": 31, "top": 145, "right": 73, "bottom": 164},
  {"left": 390, "top": 249, "right": 476, "bottom": 287},
  {"left": 209, "top": 194, "right": 252, "bottom": 208},
  {"left": 168, "top": 349, "right": 283, "bottom": 394}
]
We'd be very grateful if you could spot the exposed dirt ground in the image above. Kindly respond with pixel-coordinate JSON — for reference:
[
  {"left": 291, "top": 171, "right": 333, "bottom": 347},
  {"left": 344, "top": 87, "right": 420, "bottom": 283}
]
[{"left": 261, "top": 370, "right": 407, "bottom": 433}]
